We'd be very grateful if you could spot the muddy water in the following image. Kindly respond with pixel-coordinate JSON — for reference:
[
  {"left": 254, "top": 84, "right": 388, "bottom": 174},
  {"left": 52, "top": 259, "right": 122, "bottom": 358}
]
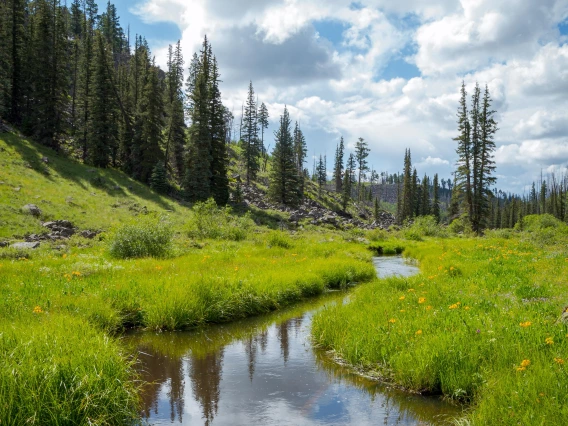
[{"left": 126, "top": 257, "right": 461, "bottom": 425}]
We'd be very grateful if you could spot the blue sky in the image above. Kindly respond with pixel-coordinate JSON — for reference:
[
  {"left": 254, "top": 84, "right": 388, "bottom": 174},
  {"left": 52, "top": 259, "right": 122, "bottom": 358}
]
[{"left": 98, "top": 0, "right": 568, "bottom": 192}]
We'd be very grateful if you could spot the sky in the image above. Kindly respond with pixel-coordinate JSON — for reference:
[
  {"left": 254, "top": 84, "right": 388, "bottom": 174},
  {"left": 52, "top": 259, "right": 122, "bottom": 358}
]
[{"left": 96, "top": 0, "right": 568, "bottom": 193}]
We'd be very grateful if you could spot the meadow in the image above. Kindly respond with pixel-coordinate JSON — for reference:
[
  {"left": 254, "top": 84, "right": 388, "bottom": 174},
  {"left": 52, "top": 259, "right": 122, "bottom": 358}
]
[
  {"left": 0, "top": 222, "right": 375, "bottom": 424},
  {"left": 312, "top": 215, "right": 568, "bottom": 425}
]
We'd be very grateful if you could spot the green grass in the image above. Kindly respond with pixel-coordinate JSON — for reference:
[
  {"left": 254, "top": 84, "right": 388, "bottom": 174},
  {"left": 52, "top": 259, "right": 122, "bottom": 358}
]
[
  {"left": 312, "top": 231, "right": 568, "bottom": 425},
  {"left": 0, "top": 132, "right": 186, "bottom": 239},
  {"left": 0, "top": 132, "right": 378, "bottom": 424}
]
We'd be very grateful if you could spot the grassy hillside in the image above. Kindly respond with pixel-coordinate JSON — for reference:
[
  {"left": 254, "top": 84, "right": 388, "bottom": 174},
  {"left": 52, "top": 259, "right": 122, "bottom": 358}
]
[
  {"left": 0, "top": 131, "right": 380, "bottom": 424},
  {"left": 0, "top": 132, "right": 187, "bottom": 239}
]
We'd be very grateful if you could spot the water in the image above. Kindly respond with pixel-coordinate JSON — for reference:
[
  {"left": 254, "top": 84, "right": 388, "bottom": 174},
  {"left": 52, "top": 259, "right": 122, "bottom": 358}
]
[{"left": 126, "top": 256, "right": 461, "bottom": 425}]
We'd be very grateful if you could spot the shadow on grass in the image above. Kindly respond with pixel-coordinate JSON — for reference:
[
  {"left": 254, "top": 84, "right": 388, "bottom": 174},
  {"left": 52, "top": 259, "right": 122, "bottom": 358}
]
[{"left": 3, "top": 132, "right": 176, "bottom": 211}]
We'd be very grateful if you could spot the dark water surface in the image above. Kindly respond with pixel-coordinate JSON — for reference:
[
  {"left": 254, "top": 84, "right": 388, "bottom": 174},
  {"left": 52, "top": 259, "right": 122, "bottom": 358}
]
[{"left": 126, "top": 257, "right": 461, "bottom": 425}]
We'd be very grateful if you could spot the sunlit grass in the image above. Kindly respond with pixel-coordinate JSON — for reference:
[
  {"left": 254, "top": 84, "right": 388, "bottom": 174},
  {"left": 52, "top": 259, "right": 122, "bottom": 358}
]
[{"left": 312, "top": 234, "right": 568, "bottom": 424}]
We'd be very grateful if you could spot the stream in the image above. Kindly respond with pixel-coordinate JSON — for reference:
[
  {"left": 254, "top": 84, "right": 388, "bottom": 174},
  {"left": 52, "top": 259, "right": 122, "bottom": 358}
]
[{"left": 126, "top": 257, "right": 462, "bottom": 425}]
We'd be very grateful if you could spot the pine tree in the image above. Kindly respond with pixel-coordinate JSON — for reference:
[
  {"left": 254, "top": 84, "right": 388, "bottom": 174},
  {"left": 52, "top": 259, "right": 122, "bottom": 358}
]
[
  {"left": 29, "top": 0, "right": 69, "bottom": 149},
  {"left": 269, "top": 106, "right": 300, "bottom": 206},
  {"left": 150, "top": 162, "right": 170, "bottom": 194},
  {"left": 454, "top": 81, "right": 473, "bottom": 222},
  {"left": 374, "top": 197, "right": 380, "bottom": 222},
  {"left": 164, "top": 40, "right": 186, "bottom": 182},
  {"left": 333, "top": 137, "right": 344, "bottom": 192},
  {"left": 76, "top": 1, "right": 97, "bottom": 161},
  {"left": 420, "top": 174, "right": 430, "bottom": 216},
  {"left": 400, "top": 149, "right": 413, "bottom": 223},
  {"left": 88, "top": 32, "right": 119, "bottom": 168},
  {"left": 258, "top": 102, "right": 269, "bottom": 156},
  {"left": 293, "top": 122, "right": 307, "bottom": 198},
  {"left": 209, "top": 56, "right": 229, "bottom": 205},
  {"left": 354, "top": 137, "right": 370, "bottom": 200},
  {"left": 474, "top": 84, "right": 498, "bottom": 232},
  {"left": 432, "top": 174, "right": 441, "bottom": 223},
  {"left": 411, "top": 168, "right": 419, "bottom": 217},
  {"left": 342, "top": 154, "right": 355, "bottom": 212},
  {"left": 243, "top": 81, "right": 259, "bottom": 184},
  {"left": 185, "top": 40, "right": 211, "bottom": 201},
  {"left": 133, "top": 58, "right": 164, "bottom": 183},
  {"left": 316, "top": 155, "right": 326, "bottom": 197}
]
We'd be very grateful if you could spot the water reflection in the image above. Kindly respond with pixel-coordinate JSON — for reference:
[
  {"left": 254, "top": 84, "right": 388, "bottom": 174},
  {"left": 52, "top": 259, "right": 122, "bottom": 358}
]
[{"left": 126, "top": 257, "right": 460, "bottom": 425}]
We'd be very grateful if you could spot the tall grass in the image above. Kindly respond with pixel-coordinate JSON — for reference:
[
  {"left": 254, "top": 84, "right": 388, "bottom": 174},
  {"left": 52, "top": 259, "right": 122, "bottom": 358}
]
[
  {"left": 0, "top": 316, "right": 139, "bottom": 425},
  {"left": 108, "top": 215, "right": 174, "bottom": 259},
  {"left": 312, "top": 233, "right": 568, "bottom": 424}
]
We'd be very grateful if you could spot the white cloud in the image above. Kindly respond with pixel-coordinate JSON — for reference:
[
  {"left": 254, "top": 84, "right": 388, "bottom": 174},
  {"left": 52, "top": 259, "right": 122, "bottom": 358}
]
[{"left": 131, "top": 0, "right": 568, "bottom": 191}]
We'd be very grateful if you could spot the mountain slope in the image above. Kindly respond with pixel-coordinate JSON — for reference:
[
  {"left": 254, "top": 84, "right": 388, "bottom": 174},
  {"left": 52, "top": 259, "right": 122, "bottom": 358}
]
[{"left": 0, "top": 131, "right": 189, "bottom": 239}]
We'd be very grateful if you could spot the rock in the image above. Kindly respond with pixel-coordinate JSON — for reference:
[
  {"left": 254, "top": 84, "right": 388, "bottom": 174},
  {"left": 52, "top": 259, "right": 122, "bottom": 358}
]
[
  {"left": 80, "top": 230, "right": 98, "bottom": 239},
  {"left": 13, "top": 187, "right": 21, "bottom": 192},
  {"left": 22, "top": 204, "right": 42, "bottom": 216},
  {"left": 12, "top": 242, "right": 40, "bottom": 250},
  {"left": 0, "top": 241, "right": 9, "bottom": 248},
  {"left": 41, "top": 157, "right": 49, "bottom": 164}
]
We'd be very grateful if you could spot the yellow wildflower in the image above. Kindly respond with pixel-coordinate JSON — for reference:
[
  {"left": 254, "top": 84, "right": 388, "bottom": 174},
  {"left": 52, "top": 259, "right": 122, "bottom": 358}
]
[
  {"left": 399, "top": 296, "right": 406, "bottom": 301},
  {"left": 33, "top": 306, "right": 43, "bottom": 314},
  {"left": 388, "top": 319, "right": 396, "bottom": 324},
  {"left": 426, "top": 305, "right": 433, "bottom": 310},
  {"left": 554, "top": 358, "right": 564, "bottom": 365},
  {"left": 62, "top": 253, "right": 67, "bottom": 259},
  {"left": 418, "top": 297, "right": 426, "bottom": 304},
  {"left": 449, "top": 304, "right": 459, "bottom": 310},
  {"left": 464, "top": 306, "right": 470, "bottom": 310},
  {"left": 516, "top": 366, "right": 526, "bottom": 372},
  {"left": 407, "top": 288, "right": 415, "bottom": 292},
  {"left": 155, "top": 266, "right": 162, "bottom": 271},
  {"left": 545, "top": 337, "right": 554, "bottom": 345},
  {"left": 519, "top": 321, "right": 532, "bottom": 328},
  {"left": 234, "top": 266, "right": 239, "bottom": 272},
  {"left": 72, "top": 271, "right": 81, "bottom": 276},
  {"left": 450, "top": 266, "right": 455, "bottom": 271},
  {"left": 521, "top": 359, "right": 531, "bottom": 368},
  {"left": 415, "top": 330, "right": 423, "bottom": 335}
]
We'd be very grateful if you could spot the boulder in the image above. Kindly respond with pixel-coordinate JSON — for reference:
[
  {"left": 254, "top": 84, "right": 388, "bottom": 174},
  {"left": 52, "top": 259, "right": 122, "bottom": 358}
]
[
  {"left": 0, "top": 241, "right": 9, "bottom": 248},
  {"left": 22, "top": 204, "right": 42, "bottom": 216},
  {"left": 12, "top": 242, "right": 40, "bottom": 249},
  {"left": 80, "top": 230, "right": 98, "bottom": 239}
]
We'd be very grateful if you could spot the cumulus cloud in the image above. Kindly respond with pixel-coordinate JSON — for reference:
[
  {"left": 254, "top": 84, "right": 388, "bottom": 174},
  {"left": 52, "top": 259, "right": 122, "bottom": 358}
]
[{"left": 131, "top": 0, "right": 568, "bottom": 191}]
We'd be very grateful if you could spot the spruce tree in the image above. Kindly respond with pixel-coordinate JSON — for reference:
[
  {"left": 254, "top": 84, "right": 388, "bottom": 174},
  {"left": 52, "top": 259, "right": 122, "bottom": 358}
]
[
  {"left": 333, "top": 137, "right": 344, "bottom": 192},
  {"left": 269, "top": 106, "right": 300, "bottom": 206},
  {"left": 185, "top": 38, "right": 211, "bottom": 201},
  {"left": 374, "top": 197, "right": 380, "bottom": 222},
  {"left": 164, "top": 41, "right": 186, "bottom": 182},
  {"left": 354, "top": 137, "right": 370, "bottom": 200},
  {"left": 258, "top": 102, "right": 269, "bottom": 156},
  {"left": 474, "top": 84, "right": 498, "bottom": 232},
  {"left": 209, "top": 56, "right": 229, "bottom": 205},
  {"left": 432, "top": 174, "right": 441, "bottom": 223},
  {"left": 342, "top": 154, "right": 355, "bottom": 212},
  {"left": 293, "top": 122, "right": 307, "bottom": 198},
  {"left": 316, "top": 155, "right": 326, "bottom": 197},
  {"left": 243, "top": 81, "right": 259, "bottom": 184},
  {"left": 133, "top": 58, "right": 164, "bottom": 183},
  {"left": 454, "top": 81, "right": 473, "bottom": 222},
  {"left": 400, "top": 149, "right": 413, "bottom": 222},
  {"left": 420, "top": 174, "right": 430, "bottom": 216},
  {"left": 150, "top": 162, "right": 169, "bottom": 194},
  {"left": 88, "top": 32, "right": 119, "bottom": 168}
]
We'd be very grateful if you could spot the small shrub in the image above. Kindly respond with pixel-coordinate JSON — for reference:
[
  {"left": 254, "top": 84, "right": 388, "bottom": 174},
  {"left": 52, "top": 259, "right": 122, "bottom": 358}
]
[
  {"left": 267, "top": 231, "right": 293, "bottom": 249},
  {"left": 403, "top": 216, "right": 448, "bottom": 239},
  {"left": 516, "top": 214, "right": 567, "bottom": 233},
  {"left": 187, "top": 199, "right": 254, "bottom": 241},
  {"left": 149, "top": 163, "right": 170, "bottom": 195},
  {"left": 108, "top": 215, "right": 173, "bottom": 259},
  {"left": 448, "top": 214, "right": 474, "bottom": 236},
  {"left": 367, "top": 228, "right": 388, "bottom": 242}
]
